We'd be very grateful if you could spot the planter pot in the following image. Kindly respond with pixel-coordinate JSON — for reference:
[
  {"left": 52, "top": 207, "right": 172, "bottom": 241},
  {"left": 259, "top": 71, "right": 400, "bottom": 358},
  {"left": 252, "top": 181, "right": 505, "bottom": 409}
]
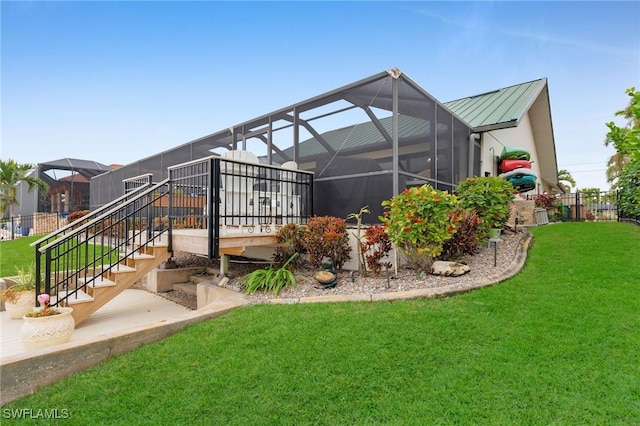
[
  {"left": 21, "top": 307, "right": 75, "bottom": 350},
  {"left": 488, "top": 228, "right": 502, "bottom": 238},
  {"left": 5, "top": 291, "right": 36, "bottom": 319}
]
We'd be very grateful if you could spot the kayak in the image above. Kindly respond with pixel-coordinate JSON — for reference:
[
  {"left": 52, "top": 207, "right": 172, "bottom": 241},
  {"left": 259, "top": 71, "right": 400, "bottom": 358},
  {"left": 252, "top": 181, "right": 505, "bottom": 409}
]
[
  {"left": 499, "top": 159, "right": 531, "bottom": 173},
  {"left": 506, "top": 175, "right": 536, "bottom": 192},
  {"left": 498, "top": 167, "right": 536, "bottom": 180},
  {"left": 500, "top": 146, "right": 531, "bottom": 161}
]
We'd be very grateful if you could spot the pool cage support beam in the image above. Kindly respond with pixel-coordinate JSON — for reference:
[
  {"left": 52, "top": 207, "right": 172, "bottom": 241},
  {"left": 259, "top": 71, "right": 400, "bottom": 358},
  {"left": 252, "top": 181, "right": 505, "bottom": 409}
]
[{"left": 392, "top": 76, "right": 399, "bottom": 196}]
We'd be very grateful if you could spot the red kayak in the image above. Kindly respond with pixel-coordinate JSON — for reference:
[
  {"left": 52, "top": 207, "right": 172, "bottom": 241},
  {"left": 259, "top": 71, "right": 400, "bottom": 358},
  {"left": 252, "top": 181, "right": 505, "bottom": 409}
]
[{"left": 499, "top": 159, "right": 532, "bottom": 173}]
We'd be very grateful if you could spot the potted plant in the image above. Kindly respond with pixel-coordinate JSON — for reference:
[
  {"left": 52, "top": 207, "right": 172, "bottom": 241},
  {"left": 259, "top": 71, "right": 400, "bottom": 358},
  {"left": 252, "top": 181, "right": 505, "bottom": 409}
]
[
  {"left": 1, "top": 265, "right": 38, "bottom": 319},
  {"left": 20, "top": 293, "right": 75, "bottom": 350}
]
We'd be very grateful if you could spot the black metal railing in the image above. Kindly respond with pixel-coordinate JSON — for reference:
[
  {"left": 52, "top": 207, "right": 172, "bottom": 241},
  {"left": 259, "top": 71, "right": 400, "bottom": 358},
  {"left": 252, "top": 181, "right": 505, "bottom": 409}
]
[
  {"left": 168, "top": 156, "right": 314, "bottom": 259},
  {"left": 528, "top": 191, "right": 620, "bottom": 223},
  {"left": 31, "top": 156, "right": 313, "bottom": 306},
  {"left": 32, "top": 174, "right": 154, "bottom": 250},
  {"left": 35, "top": 179, "right": 170, "bottom": 307},
  {"left": 124, "top": 173, "right": 153, "bottom": 194}
]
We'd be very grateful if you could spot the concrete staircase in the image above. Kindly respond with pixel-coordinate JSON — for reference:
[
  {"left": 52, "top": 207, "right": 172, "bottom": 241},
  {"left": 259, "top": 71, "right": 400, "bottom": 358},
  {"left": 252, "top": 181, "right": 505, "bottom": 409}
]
[{"left": 53, "top": 243, "right": 172, "bottom": 326}]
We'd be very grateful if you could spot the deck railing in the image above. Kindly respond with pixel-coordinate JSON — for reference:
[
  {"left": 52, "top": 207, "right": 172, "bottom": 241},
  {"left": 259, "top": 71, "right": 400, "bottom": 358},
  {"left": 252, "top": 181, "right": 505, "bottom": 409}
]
[
  {"left": 32, "top": 157, "right": 313, "bottom": 305},
  {"left": 168, "top": 155, "right": 314, "bottom": 259}
]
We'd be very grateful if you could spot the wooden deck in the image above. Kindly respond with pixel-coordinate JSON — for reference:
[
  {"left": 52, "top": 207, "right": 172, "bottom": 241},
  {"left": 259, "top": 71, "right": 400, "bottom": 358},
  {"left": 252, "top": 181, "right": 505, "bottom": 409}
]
[{"left": 172, "top": 228, "right": 278, "bottom": 273}]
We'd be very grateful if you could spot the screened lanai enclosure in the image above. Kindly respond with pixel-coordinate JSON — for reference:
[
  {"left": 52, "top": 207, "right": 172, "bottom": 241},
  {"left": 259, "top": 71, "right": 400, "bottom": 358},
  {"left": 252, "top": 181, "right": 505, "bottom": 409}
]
[{"left": 91, "top": 69, "right": 478, "bottom": 222}]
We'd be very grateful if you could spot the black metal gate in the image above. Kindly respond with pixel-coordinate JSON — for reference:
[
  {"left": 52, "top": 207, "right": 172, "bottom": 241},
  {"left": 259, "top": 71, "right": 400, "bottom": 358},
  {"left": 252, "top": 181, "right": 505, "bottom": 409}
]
[{"left": 528, "top": 191, "right": 627, "bottom": 223}]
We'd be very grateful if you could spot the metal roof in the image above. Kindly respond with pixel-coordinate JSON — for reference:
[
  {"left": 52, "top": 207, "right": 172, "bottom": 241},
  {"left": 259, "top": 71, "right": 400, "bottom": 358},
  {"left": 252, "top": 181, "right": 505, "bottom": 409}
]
[
  {"left": 444, "top": 78, "right": 547, "bottom": 131},
  {"left": 38, "top": 158, "right": 111, "bottom": 180}
]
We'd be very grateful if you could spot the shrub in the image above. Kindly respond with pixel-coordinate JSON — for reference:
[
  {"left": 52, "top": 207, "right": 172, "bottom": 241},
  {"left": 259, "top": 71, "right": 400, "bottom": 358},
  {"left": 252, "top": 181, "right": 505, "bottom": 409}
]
[
  {"left": 274, "top": 223, "right": 305, "bottom": 269},
  {"left": 455, "top": 177, "right": 515, "bottom": 234},
  {"left": 532, "top": 194, "right": 561, "bottom": 210},
  {"left": 439, "top": 209, "right": 483, "bottom": 260},
  {"left": 302, "top": 216, "right": 351, "bottom": 269},
  {"left": 617, "top": 160, "right": 640, "bottom": 218},
  {"left": 242, "top": 254, "right": 298, "bottom": 297},
  {"left": 380, "top": 185, "right": 459, "bottom": 272},
  {"left": 0, "top": 265, "right": 38, "bottom": 303},
  {"left": 67, "top": 210, "right": 90, "bottom": 223},
  {"left": 362, "top": 225, "right": 392, "bottom": 276}
]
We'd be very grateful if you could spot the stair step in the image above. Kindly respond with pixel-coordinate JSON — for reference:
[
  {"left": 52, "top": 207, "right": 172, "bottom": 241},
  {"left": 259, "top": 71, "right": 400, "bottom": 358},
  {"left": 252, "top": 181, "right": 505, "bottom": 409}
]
[
  {"left": 108, "top": 264, "right": 137, "bottom": 274},
  {"left": 119, "top": 252, "right": 155, "bottom": 260},
  {"left": 79, "top": 276, "right": 116, "bottom": 288},
  {"left": 147, "top": 242, "right": 169, "bottom": 248},
  {"left": 52, "top": 289, "right": 94, "bottom": 305},
  {"left": 173, "top": 282, "right": 198, "bottom": 297},
  {"left": 189, "top": 274, "right": 216, "bottom": 284}
]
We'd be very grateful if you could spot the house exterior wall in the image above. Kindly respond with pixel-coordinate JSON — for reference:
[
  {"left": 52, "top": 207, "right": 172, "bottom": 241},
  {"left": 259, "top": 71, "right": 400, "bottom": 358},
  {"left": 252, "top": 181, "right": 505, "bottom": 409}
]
[{"left": 14, "top": 182, "right": 39, "bottom": 216}]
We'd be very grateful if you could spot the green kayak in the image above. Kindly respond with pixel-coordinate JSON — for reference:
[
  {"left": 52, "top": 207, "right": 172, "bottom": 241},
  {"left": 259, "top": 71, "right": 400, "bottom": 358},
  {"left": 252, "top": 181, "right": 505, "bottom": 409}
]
[{"left": 500, "top": 146, "right": 531, "bottom": 161}]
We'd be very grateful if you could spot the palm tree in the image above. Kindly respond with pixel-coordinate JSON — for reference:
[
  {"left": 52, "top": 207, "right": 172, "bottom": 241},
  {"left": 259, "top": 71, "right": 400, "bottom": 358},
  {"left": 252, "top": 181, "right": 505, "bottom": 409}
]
[
  {"left": 557, "top": 169, "right": 576, "bottom": 193},
  {"left": 0, "top": 159, "right": 48, "bottom": 218},
  {"left": 606, "top": 152, "right": 631, "bottom": 189},
  {"left": 604, "top": 87, "right": 639, "bottom": 185}
]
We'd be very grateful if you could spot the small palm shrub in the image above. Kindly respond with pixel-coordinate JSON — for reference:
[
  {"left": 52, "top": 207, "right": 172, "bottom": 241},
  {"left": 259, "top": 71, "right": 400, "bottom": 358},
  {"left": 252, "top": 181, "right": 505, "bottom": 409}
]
[
  {"left": 0, "top": 265, "right": 38, "bottom": 303},
  {"left": 439, "top": 209, "right": 483, "bottom": 260},
  {"left": 380, "top": 185, "right": 459, "bottom": 272},
  {"left": 302, "top": 216, "right": 351, "bottom": 269},
  {"left": 362, "top": 225, "right": 392, "bottom": 275}
]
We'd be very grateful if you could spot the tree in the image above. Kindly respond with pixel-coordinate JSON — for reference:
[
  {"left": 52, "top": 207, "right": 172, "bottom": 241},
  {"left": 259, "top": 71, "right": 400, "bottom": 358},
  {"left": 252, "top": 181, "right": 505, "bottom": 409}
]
[
  {"left": 557, "top": 169, "right": 576, "bottom": 192},
  {"left": 605, "top": 152, "right": 630, "bottom": 189},
  {"left": 580, "top": 187, "right": 601, "bottom": 204},
  {"left": 605, "top": 87, "right": 640, "bottom": 218},
  {"left": 0, "top": 159, "right": 48, "bottom": 218},
  {"left": 605, "top": 87, "right": 640, "bottom": 162}
]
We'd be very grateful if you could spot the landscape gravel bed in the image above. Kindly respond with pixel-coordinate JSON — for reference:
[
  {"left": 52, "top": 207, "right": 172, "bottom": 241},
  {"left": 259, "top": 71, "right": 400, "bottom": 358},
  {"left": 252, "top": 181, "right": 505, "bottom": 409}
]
[{"left": 170, "top": 230, "right": 528, "bottom": 306}]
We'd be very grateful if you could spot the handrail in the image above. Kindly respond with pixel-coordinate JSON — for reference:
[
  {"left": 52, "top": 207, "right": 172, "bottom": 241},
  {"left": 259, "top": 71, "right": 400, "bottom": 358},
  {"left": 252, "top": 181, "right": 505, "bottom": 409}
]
[
  {"left": 37, "top": 179, "right": 169, "bottom": 253},
  {"left": 31, "top": 176, "right": 153, "bottom": 248},
  {"left": 123, "top": 173, "right": 153, "bottom": 184},
  {"left": 36, "top": 178, "right": 172, "bottom": 307},
  {"left": 167, "top": 154, "right": 314, "bottom": 176}
]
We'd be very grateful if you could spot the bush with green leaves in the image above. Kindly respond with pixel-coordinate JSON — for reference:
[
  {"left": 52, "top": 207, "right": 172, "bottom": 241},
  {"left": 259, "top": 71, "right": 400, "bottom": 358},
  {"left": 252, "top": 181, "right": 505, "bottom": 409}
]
[
  {"left": 380, "top": 185, "right": 459, "bottom": 272},
  {"left": 455, "top": 177, "right": 515, "bottom": 234},
  {"left": 302, "top": 216, "right": 351, "bottom": 269},
  {"left": 241, "top": 254, "right": 298, "bottom": 297},
  {"left": 617, "top": 159, "right": 640, "bottom": 218}
]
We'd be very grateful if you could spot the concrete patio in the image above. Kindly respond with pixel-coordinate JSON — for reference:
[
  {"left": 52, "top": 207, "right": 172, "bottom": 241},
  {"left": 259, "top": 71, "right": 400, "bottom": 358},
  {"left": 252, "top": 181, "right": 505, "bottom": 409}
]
[{"left": 0, "top": 286, "right": 249, "bottom": 405}]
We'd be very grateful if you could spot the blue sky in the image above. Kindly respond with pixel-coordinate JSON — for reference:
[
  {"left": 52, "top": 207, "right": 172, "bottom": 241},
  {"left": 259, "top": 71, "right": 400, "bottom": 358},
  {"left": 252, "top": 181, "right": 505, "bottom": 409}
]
[{"left": 2, "top": 1, "right": 639, "bottom": 190}]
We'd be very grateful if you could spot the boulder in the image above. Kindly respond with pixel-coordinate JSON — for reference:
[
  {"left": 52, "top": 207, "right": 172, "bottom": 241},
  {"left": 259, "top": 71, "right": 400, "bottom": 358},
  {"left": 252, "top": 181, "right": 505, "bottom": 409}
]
[{"left": 431, "top": 261, "right": 470, "bottom": 277}]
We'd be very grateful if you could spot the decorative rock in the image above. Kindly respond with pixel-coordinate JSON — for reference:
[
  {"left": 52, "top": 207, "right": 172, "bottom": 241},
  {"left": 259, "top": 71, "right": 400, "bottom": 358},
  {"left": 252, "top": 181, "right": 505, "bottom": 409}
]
[{"left": 431, "top": 261, "right": 470, "bottom": 277}]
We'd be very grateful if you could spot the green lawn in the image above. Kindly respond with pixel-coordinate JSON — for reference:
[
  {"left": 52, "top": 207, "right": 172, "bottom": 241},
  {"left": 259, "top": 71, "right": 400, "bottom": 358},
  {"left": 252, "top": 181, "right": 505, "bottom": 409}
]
[
  {"left": 2, "top": 222, "right": 639, "bottom": 424},
  {"left": 0, "top": 236, "right": 119, "bottom": 278},
  {"left": 0, "top": 236, "right": 41, "bottom": 276}
]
